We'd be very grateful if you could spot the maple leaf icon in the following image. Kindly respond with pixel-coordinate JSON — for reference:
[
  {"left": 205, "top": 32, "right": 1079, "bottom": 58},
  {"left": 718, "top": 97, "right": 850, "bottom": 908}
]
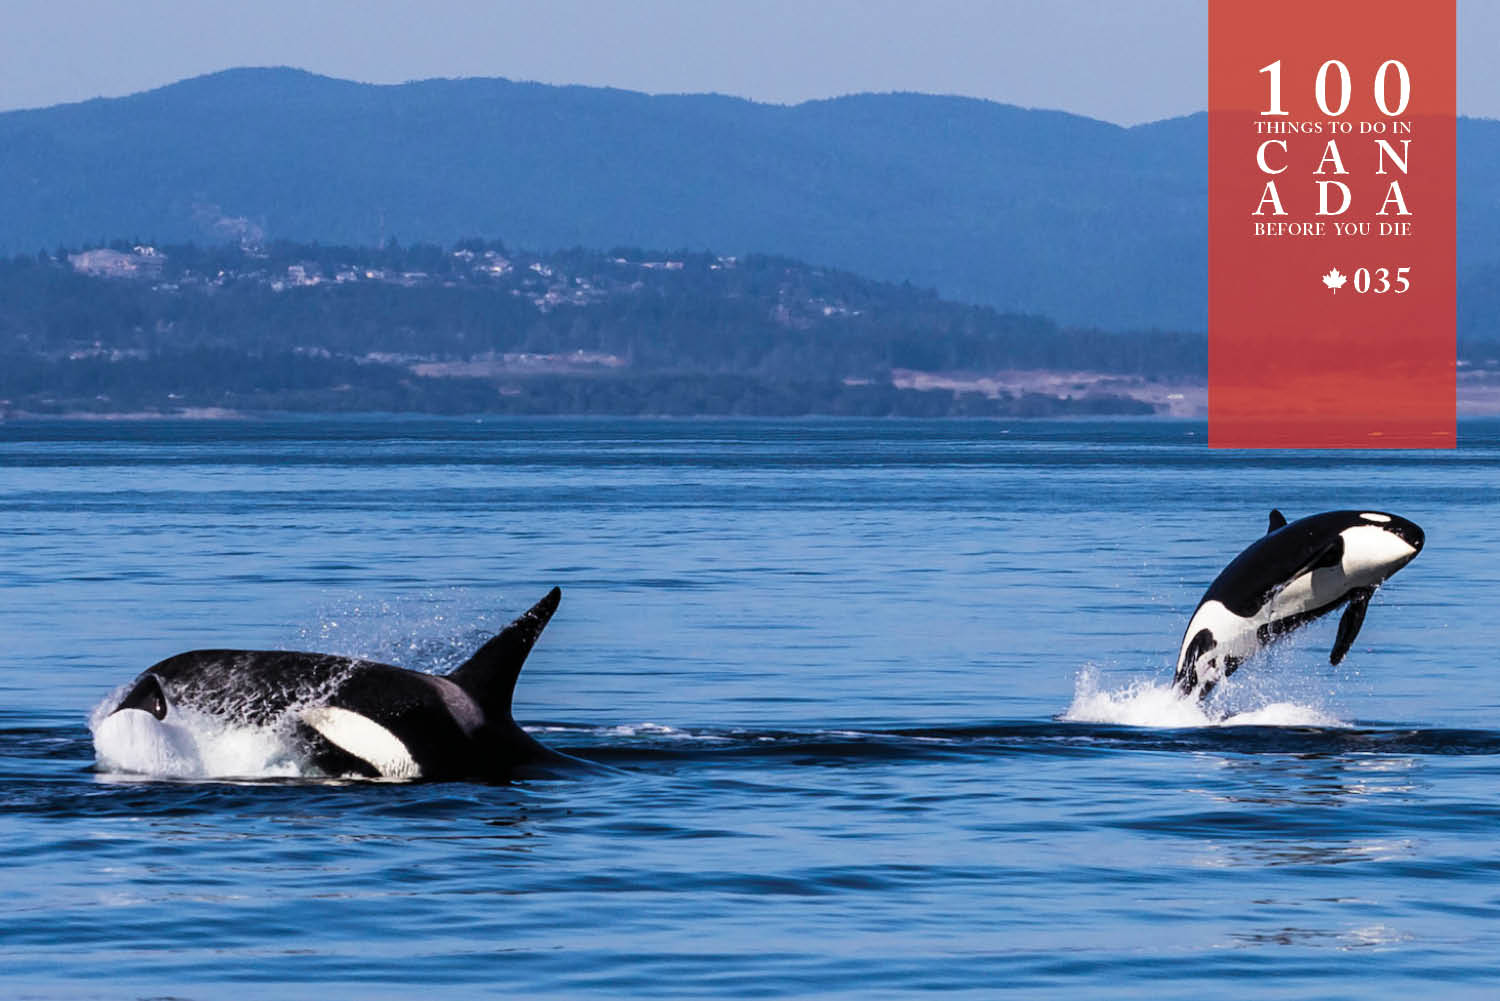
[{"left": 1321, "top": 267, "right": 1348, "bottom": 292}]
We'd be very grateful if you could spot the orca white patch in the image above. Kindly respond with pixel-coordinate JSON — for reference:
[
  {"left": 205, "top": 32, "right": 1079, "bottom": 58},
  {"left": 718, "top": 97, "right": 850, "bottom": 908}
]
[
  {"left": 1360, "top": 512, "right": 1392, "bottom": 523},
  {"left": 300, "top": 706, "right": 421, "bottom": 779}
]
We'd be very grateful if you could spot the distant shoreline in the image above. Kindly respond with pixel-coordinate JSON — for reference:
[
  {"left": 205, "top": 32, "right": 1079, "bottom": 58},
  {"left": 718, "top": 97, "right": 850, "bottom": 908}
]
[
  {"left": 7, "top": 399, "right": 1500, "bottom": 422},
  {"left": 12, "top": 376, "right": 1500, "bottom": 420},
  {"left": 5, "top": 409, "right": 1188, "bottom": 423}
]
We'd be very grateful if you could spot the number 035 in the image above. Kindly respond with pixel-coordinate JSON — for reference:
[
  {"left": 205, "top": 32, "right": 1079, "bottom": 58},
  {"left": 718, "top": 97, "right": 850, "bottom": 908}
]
[{"left": 1353, "top": 267, "right": 1410, "bottom": 294}]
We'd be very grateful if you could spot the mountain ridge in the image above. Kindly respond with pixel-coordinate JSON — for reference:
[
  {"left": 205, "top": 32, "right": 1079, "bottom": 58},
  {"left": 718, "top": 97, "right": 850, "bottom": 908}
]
[{"left": 2, "top": 67, "right": 1496, "bottom": 333}]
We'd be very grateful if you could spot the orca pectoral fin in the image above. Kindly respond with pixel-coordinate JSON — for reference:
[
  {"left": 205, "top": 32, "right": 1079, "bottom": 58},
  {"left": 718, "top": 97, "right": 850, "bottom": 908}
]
[
  {"left": 1294, "top": 535, "right": 1345, "bottom": 578},
  {"left": 1268, "top": 509, "right": 1287, "bottom": 533},
  {"left": 1330, "top": 587, "right": 1373, "bottom": 665}
]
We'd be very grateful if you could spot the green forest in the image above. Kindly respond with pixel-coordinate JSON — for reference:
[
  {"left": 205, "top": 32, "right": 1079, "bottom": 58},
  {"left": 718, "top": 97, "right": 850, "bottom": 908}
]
[{"left": 2, "top": 238, "right": 1208, "bottom": 416}]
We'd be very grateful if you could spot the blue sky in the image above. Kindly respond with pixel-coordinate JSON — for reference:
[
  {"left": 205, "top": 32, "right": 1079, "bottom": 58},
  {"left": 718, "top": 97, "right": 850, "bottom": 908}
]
[{"left": 1, "top": 1, "right": 1495, "bottom": 124}]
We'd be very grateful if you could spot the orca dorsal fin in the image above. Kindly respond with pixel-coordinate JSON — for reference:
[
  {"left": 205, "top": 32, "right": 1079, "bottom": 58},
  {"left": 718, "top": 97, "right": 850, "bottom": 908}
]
[
  {"left": 449, "top": 587, "right": 562, "bottom": 721},
  {"left": 1268, "top": 509, "right": 1287, "bottom": 533},
  {"left": 1330, "top": 587, "right": 1373, "bottom": 665}
]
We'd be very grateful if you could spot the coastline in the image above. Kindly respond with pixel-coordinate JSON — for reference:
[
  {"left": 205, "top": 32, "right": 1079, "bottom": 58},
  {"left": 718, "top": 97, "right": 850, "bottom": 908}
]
[{"left": 10, "top": 371, "right": 1500, "bottom": 420}]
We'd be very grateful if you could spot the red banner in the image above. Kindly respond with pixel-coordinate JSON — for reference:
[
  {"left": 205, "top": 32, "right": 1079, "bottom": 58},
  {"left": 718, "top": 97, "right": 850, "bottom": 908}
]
[{"left": 1208, "top": 0, "right": 1455, "bottom": 448}]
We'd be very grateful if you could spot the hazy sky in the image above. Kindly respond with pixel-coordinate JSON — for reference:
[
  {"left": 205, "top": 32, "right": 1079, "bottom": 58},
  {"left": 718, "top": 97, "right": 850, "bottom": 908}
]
[{"left": 2, "top": 1, "right": 1496, "bottom": 124}]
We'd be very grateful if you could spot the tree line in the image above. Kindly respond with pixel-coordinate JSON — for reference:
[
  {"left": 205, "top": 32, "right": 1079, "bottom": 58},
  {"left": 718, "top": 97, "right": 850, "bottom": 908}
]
[{"left": 0, "top": 239, "right": 1200, "bottom": 416}]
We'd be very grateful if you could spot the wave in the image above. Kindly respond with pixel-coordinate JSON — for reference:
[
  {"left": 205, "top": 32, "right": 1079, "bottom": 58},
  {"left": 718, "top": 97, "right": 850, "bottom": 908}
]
[
  {"left": 81, "top": 590, "right": 1379, "bottom": 782},
  {"left": 53, "top": 709, "right": 1500, "bottom": 784},
  {"left": 71, "top": 654, "right": 1498, "bottom": 782},
  {"left": 546, "top": 719, "right": 1500, "bottom": 765}
]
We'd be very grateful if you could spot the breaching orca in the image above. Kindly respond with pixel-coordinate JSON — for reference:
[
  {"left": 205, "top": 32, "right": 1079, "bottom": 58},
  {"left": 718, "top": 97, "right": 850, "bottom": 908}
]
[
  {"left": 1173, "top": 510, "right": 1424, "bottom": 701},
  {"left": 105, "top": 587, "right": 584, "bottom": 780}
]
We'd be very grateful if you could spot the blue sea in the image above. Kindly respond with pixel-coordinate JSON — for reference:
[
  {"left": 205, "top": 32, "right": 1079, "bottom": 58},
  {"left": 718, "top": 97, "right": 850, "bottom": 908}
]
[{"left": 2, "top": 417, "right": 1497, "bottom": 999}]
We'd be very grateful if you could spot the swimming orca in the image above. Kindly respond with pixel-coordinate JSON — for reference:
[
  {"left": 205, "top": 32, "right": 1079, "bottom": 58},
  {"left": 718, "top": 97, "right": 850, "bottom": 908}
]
[
  {"left": 1173, "top": 510, "right": 1424, "bottom": 701},
  {"left": 105, "top": 587, "right": 584, "bottom": 780}
]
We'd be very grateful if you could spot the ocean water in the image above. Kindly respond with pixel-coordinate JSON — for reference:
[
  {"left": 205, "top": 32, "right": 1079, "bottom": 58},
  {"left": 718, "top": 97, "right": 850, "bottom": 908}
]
[{"left": 2, "top": 417, "right": 1497, "bottom": 999}]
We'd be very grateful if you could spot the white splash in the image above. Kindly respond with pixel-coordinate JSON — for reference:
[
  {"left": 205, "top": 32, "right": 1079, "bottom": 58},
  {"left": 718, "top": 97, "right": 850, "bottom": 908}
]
[
  {"left": 89, "top": 690, "right": 304, "bottom": 780},
  {"left": 1062, "top": 665, "right": 1348, "bottom": 729}
]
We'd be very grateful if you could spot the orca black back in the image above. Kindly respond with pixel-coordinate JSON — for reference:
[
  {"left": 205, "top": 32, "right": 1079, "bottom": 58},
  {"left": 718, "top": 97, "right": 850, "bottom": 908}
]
[{"left": 107, "top": 587, "right": 581, "bottom": 781}]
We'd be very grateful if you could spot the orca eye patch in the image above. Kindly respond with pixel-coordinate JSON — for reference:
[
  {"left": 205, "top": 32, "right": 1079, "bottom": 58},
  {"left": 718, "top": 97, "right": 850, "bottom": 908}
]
[{"left": 1360, "top": 512, "right": 1391, "bottom": 523}]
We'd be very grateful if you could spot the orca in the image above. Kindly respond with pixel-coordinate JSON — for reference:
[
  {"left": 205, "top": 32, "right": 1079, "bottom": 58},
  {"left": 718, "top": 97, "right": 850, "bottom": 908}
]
[
  {"left": 1173, "top": 510, "right": 1424, "bottom": 701},
  {"left": 104, "top": 587, "right": 585, "bottom": 780}
]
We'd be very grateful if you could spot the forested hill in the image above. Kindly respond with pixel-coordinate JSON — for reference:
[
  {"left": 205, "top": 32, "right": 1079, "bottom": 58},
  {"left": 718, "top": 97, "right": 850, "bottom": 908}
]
[
  {"left": 1, "top": 68, "right": 1204, "bottom": 330},
  {"left": 0, "top": 239, "right": 1204, "bottom": 417},
  {"left": 5, "top": 69, "right": 1499, "bottom": 333}
]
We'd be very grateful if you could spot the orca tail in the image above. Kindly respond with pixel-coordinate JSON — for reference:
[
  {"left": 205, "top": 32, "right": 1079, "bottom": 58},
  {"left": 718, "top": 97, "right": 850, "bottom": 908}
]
[{"left": 448, "top": 587, "right": 562, "bottom": 720}]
